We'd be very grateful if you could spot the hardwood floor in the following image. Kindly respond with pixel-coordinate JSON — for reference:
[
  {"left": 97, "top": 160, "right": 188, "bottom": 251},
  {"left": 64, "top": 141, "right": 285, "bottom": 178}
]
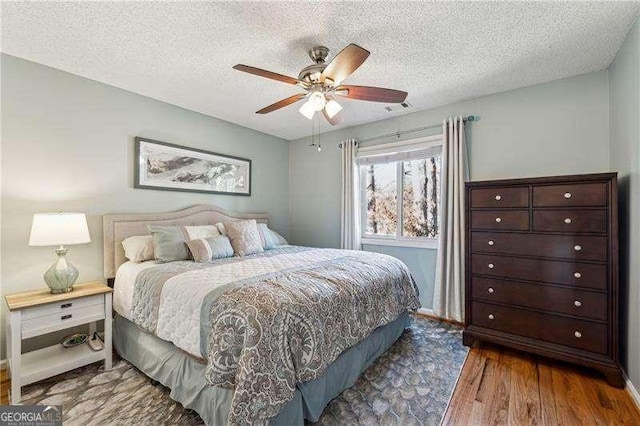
[
  {"left": 443, "top": 343, "right": 640, "bottom": 425},
  {"left": 1, "top": 368, "right": 9, "bottom": 405},
  {"left": 2, "top": 343, "right": 639, "bottom": 424}
]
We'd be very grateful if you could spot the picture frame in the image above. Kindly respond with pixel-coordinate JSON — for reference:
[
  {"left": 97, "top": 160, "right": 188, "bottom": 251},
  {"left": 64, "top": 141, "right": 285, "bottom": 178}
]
[{"left": 134, "top": 137, "right": 251, "bottom": 196}]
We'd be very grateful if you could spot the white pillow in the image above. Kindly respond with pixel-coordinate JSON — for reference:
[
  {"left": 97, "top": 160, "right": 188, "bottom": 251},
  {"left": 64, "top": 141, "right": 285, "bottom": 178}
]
[{"left": 122, "top": 235, "right": 154, "bottom": 263}]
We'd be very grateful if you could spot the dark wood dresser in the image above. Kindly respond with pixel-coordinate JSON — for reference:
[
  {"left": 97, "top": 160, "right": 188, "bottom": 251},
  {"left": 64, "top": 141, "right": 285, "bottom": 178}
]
[{"left": 463, "top": 173, "right": 623, "bottom": 387}]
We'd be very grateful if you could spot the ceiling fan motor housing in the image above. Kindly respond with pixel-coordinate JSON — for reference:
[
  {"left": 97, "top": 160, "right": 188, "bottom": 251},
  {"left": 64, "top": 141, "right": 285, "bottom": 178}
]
[{"left": 298, "top": 46, "right": 330, "bottom": 83}]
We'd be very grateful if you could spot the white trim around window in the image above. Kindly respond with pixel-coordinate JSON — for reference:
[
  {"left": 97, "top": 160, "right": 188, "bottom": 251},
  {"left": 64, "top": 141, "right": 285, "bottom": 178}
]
[
  {"left": 361, "top": 237, "right": 439, "bottom": 249},
  {"left": 359, "top": 134, "right": 443, "bottom": 250}
]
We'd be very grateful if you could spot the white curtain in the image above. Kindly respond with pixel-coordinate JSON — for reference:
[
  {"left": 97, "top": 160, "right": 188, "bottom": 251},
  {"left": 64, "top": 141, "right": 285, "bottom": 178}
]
[
  {"left": 433, "top": 117, "right": 468, "bottom": 322},
  {"left": 340, "top": 139, "right": 361, "bottom": 250}
]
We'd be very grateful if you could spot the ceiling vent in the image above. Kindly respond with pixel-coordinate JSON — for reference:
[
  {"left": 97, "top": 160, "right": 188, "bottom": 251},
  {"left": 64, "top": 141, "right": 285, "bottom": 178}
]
[{"left": 385, "top": 102, "right": 413, "bottom": 112}]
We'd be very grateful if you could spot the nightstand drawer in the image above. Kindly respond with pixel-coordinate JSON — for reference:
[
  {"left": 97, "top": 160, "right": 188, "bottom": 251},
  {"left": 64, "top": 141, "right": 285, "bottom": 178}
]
[
  {"left": 22, "top": 303, "right": 105, "bottom": 339},
  {"left": 22, "top": 294, "right": 104, "bottom": 320}
]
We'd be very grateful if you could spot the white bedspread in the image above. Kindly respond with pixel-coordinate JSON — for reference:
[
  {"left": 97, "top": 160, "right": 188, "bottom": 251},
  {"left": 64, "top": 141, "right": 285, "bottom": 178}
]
[{"left": 113, "top": 260, "right": 157, "bottom": 320}]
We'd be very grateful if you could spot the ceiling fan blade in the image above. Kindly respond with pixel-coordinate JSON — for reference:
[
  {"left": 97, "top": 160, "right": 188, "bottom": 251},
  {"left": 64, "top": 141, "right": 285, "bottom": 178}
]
[
  {"left": 336, "top": 85, "right": 408, "bottom": 103},
  {"left": 256, "top": 94, "right": 306, "bottom": 114},
  {"left": 233, "top": 64, "right": 300, "bottom": 85},
  {"left": 322, "top": 108, "right": 344, "bottom": 126},
  {"left": 321, "top": 44, "right": 370, "bottom": 85}
]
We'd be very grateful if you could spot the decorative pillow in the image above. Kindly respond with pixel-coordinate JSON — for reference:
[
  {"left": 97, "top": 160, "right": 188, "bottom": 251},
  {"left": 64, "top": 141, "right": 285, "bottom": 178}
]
[
  {"left": 122, "top": 235, "right": 154, "bottom": 263},
  {"left": 148, "top": 225, "right": 190, "bottom": 263},
  {"left": 257, "top": 223, "right": 279, "bottom": 250},
  {"left": 186, "top": 236, "right": 234, "bottom": 262},
  {"left": 224, "top": 220, "right": 264, "bottom": 257},
  {"left": 182, "top": 225, "right": 220, "bottom": 240},
  {"left": 215, "top": 222, "right": 226, "bottom": 236},
  {"left": 271, "top": 229, "right": 288, "bottom": 246}
]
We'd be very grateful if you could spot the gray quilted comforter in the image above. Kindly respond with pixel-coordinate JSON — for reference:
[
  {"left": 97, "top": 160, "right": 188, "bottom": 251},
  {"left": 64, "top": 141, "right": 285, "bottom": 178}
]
[{"left": 130, "top": 246, "right": 420, "bottom": 425}]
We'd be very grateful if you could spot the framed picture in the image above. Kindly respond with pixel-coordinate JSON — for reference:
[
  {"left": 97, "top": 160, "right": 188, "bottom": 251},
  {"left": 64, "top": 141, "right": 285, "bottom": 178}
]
[{"left": 134, "top": 137, "right": 251, "bottom": 196}]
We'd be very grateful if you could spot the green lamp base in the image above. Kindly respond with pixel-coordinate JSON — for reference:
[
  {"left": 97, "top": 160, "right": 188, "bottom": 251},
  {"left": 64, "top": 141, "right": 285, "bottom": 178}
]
[{"left": 44, "top": 246, "right": 79, "bottom": 294}]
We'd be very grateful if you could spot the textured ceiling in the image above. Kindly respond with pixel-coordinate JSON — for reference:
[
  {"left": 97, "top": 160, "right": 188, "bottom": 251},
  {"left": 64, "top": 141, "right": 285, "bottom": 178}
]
[{"left": 2, "top": 1, "right": 639, "bottom": 140}]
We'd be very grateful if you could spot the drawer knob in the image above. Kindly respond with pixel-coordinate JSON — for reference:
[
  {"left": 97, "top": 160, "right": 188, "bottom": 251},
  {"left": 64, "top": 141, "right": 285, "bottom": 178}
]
[
  {"left": 61, "top": 303, "right": 73, "bottom": 309},
  {"left": 495, "top": 217, "right": 502, "bottom": 223},
  {"left": 564, "top": 192, "right": 572, "bottom": 199},
  {"left": 564, "top": 218, "right": 572, "bottom": 224},
  {"left": 574, "top": 245, "right": 582, "bottom": 251},
  {"left": 488, "top": 314, "right": 495, "bottom": 320},
  {"left": 61, "top": 314, "right": 72, "bottom": 320},
  {"left": 495, "top": 195, "right": 502, "bottom": 201},
  {"left": 574, "top": 272, "right": 582, "bottom": 278},
  {"left": 487, "top": 287, "right": 495, "bottom": 294},
  {"left": 488, "top": 240, "right": 495, "bottom": 246},
  {"left": 574, "top": 300, "right": 582, "bottom": 307},
  {"left": 488, "top": 263, "right": 495, "bottom": 269},
  {"left": 574, "top": 331, "right": 582, "bottom": 338}
]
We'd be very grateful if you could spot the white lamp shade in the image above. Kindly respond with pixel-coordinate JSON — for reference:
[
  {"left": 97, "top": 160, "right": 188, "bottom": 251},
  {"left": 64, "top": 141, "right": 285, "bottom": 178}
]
[
  {"left": 299, "top": 101, "right": 316, "bottom": 120},
  {"left": 29, "top": 213, "right": 91, "bottom": 246},
  {"left": 325, "top": 99, "right": 343, "bottom": 118}
]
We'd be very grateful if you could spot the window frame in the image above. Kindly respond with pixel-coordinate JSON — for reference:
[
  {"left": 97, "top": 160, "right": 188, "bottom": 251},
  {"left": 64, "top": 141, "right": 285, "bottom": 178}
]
[{"left": 359, "top": 134, "right": 443, "bottom": 250}]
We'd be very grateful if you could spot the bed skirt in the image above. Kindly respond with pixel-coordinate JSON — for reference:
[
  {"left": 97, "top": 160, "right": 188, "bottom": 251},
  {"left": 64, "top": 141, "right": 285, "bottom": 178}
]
[{"left": 113, "top": 311, "right": 410, "bottom": 425}]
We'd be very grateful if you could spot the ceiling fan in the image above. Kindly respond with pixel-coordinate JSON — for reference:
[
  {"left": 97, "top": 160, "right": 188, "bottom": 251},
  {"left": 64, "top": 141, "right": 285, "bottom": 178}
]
[{"left": 233, "top": 44, "right": 408, "bottom": 126}]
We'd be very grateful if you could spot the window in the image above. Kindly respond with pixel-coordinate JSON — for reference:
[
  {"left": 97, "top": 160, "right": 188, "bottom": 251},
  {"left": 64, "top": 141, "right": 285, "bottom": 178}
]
[{"left": 359, "top": 135, "right": 442, "bottom": 248}]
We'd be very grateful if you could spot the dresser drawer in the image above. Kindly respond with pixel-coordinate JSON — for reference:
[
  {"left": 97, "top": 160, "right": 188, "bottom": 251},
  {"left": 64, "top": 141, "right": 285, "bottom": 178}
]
[
  {"left": 471, "top": 232, "right": 607, "bottom": 261},
  {"left": 22, "top": 294, "right": 104, "bottom": 320},
  {"left": 533, "top": 183, "right": 607, "bottom": 207},
  {"left": 471, "top": 301, "right": 608, "bottom": 354},
  {"left": 471, "top": 210, "right": 529, "bottom": 231},
  {"left": 471, "top": 254, "right": 608, "bottom": 290},
  {"left": 470, "top": 186, "right": 529, "bottom": 208},
  {"left": 471, "top": 277, "right": 607, "bottom": 321},
  {"left": 533, "top": 210, "right": 607, "bottom": 234},
  {"left": 22, "top": 304, "right": 105, "bottom": 339}
]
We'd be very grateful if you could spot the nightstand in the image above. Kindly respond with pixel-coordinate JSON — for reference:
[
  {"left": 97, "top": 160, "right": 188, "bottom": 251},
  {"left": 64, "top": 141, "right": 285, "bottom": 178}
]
[{"left": 4, "top": 281, "right": 112, "bottom": 404}]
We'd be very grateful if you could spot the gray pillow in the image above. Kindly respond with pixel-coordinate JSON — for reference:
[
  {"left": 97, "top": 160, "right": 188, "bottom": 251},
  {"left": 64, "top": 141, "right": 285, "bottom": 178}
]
[
  {"left": 148, "top": 225, "right": 190, "bottom": 263},
  {"left": 186, "top": 236, "right": 234, "bottom": 262},
  {"left": 257, "top": 223, "right": 279, "bottom": 250}
]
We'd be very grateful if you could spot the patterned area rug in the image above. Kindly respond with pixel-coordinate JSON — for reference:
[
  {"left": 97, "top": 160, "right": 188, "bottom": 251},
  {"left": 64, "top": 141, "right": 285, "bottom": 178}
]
[{"left": 20, "top": 315, "right": 467, "bottom": 425}]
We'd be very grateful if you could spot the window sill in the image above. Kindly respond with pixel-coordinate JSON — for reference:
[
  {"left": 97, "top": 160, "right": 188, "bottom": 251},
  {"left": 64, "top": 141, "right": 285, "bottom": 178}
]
[{"left": 361, "top": 238, "right": 439, "bottom": 250}]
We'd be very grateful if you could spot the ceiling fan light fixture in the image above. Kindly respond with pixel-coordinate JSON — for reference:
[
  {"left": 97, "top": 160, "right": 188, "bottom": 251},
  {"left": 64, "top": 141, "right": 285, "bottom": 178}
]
[
  {"left": 308, "top": 91, "right": 326, "bottom": 111},
  {"left": 325, "top": 99, "right": 343, "bottom": 119},
  {"left": 299, "top": 100, "right": 316, "bottom": 120}
]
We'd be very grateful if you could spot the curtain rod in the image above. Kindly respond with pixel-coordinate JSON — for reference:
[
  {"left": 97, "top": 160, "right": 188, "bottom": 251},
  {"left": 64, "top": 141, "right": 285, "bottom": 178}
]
[{"left": 339, "top": 115, "right": 477, "bottom": 147}]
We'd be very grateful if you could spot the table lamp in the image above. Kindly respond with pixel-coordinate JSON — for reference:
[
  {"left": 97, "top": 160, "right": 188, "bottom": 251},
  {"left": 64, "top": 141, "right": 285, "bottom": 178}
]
[{"left": 29, "top": 212, "right": 91, "bottom": 293}]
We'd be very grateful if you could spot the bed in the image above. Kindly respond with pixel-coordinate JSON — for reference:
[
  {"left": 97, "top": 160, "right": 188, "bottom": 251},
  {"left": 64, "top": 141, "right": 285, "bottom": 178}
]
[{"left": 103, "top": 204, "right": 420, "bottom": 425}]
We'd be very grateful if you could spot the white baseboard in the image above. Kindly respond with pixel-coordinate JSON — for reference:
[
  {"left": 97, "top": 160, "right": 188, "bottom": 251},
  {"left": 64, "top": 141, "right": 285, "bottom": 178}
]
[
  {"left": 0, "top": 359, "right": 6, "bottom": 370},
  {"left": 625, "top": 373, "right": 640, "bottom": 411}
]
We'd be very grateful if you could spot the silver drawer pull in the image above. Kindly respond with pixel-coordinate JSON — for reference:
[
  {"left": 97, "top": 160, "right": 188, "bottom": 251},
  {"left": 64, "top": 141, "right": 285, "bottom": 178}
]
[
  {"left": 61, "top": 303, "right": 72, "bottom": 309},
  {"left": 488, "top": 263, "right": 495, "bottom": 269},
  {"left": 574, "top": 272, "right": 582, "bottom": 278},
  {"left": 564, "top": 218, "right": 572, "bottom": 224},
  {"left": 564, "top": 192, "right": 572, "bottom": 199},
  {"left": 488, "top": 240, "right": 495, "bottom": 246},
  {"left": 574, "top": 300, "right": 582, "bottom": 307},
  {"left": 574, "top": 245, "right": 582, "bottom": 251},
  {"left": 488, "top": 314, "right": 495, "bottom": 320},
  {"left": 495, "top": 195, "right": 502, "bottom": 201},
  {"left": 495, "top": 217, "right": 502, "bottom": 223},
  {"left": 574, "top": 331, "right": 582, "bottom": 338},
  {"left": 487, "top": 287, "right": 495, "bottom": 294},
  {"left": 61, "top": 314, "right": 72, "bottom": 320}
]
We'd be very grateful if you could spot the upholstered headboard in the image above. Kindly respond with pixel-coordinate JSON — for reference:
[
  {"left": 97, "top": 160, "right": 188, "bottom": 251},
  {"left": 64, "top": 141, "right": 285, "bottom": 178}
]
[{"left": 103, "top": 204, "right": 269, "bottom": 279}]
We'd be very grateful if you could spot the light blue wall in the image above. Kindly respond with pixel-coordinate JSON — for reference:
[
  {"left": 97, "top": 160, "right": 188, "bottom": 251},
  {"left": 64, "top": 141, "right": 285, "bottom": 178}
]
[
  {"left": 609, "top": 15, "right": 640, "bottom": 394},
  {"left": 0, "top": 54, "right": 290, "bottom": 357},
  {"left": 289, "top": 71, "right": 611, "bottom": 309}
]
